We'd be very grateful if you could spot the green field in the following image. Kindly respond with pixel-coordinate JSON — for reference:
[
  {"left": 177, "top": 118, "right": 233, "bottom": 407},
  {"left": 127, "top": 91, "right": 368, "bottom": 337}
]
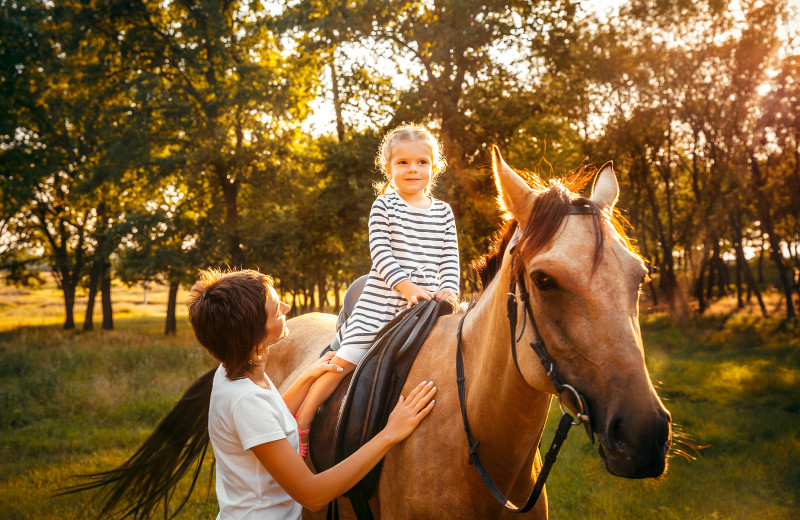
[{"left": 1, "top": 284, "right": 798, "bottom": 519}]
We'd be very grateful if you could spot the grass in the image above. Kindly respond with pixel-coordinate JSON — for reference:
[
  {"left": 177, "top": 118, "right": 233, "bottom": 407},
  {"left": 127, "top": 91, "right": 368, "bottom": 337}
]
[
  {"left": 0, "top": 281, "right": 217, "bottom": 519},
  {"left": 1, "top": 282, "right": 799, "bottom": 519},
  {"left": 0, "top": 278, "right": 182, "bottom": 332},
  {"left": 543, "top": 304, "right": 800, "bottom": 519}
]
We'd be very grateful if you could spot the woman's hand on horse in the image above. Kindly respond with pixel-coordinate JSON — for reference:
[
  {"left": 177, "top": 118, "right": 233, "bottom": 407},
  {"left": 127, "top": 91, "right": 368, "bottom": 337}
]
[
  {"left": 305, "top": 351, "right": 344, "bottom": 379},
  {"left": 382, "top": 381, "right": 436, "bottom": 444}
]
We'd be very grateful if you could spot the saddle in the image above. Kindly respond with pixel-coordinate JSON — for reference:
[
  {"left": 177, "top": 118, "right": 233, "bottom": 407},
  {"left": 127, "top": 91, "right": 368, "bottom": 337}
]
[{"left": 310, "top": 288, "right": 452, "bottom": 519}]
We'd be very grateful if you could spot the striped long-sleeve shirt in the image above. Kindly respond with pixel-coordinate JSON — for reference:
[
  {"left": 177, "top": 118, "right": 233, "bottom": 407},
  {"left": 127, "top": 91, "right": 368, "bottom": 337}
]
[{"left": 335, "top": 191, "right": 460, "bottom": 365}]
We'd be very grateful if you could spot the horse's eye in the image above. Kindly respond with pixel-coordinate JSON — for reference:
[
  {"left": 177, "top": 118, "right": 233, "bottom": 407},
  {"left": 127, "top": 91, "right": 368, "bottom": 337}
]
[{"left": 532, "top": 272, "right": 557, "bottom": 291}]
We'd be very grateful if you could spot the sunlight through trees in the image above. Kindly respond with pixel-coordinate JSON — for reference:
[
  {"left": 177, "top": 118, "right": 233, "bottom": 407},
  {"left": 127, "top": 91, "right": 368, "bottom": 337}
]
[{"left": 2, "top": 0, "right": 798, "bottom": 328}]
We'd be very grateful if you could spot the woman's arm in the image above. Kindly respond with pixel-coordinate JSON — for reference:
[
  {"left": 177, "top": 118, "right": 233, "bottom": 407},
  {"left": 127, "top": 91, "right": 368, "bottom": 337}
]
[
  {"left": 282, "top": 352, "right": 342, "bottom": 416},
  {"left": 253, "top": 380, "right": 436, "bottom": 511}
]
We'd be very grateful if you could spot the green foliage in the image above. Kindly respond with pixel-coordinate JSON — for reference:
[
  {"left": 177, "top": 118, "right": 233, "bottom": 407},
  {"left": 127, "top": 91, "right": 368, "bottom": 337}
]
[{"left": 3, "top": 0, "right": 799, "bottom": 325}]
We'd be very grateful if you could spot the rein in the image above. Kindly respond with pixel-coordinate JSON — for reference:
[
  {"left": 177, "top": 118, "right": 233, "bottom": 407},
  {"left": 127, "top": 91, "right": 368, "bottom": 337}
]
[{"left": 456, "top": 206, "right": 596, "bottom": 513}]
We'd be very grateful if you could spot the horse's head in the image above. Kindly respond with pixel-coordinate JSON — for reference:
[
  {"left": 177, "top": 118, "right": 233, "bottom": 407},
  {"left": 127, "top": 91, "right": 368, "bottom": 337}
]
[{"left": 491, "top": 146, "right": 672, "bottom": 479}]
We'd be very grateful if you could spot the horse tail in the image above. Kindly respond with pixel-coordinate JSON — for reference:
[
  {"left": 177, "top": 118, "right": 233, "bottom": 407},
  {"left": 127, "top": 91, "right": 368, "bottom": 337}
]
[{"left": 56, "top": 367, "right": 216, "bottom": 520}]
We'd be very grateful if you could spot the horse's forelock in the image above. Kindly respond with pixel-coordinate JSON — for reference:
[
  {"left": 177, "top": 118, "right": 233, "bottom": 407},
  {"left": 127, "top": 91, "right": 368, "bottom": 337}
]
[{"left": 478, "top": 165, "right": 639, "bottom": 289}]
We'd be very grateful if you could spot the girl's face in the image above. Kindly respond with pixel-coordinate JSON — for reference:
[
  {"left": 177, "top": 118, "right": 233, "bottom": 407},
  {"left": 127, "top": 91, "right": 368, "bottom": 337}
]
[
  {"left": 386, "top": 140, "right": 433, "bottom": 198},
  {"left": 264, "top": 286, "right": 290, "bottom": 345}
]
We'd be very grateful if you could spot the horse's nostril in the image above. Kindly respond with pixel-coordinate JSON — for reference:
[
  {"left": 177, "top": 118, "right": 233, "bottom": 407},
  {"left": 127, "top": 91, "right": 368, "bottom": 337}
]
[{"left": 608, "top": 415, "right": 627, "bottom": 452}]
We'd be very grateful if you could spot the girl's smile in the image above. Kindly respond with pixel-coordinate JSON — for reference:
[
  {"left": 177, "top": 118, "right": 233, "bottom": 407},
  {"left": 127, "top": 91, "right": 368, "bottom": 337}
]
[{"left": 387, "top": 141, "right": 433, "bottom": 207}]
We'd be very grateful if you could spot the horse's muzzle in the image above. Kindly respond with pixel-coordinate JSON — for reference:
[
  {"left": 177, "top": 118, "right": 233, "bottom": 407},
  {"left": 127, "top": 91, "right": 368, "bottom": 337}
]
[{"left": 598, "top": 406, "right": 672, "bottom": 478}]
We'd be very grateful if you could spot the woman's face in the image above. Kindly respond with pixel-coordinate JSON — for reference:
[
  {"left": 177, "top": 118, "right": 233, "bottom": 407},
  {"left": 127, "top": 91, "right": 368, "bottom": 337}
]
[{"left": 264, "top": 286, "right": 290, "bottom": 345}]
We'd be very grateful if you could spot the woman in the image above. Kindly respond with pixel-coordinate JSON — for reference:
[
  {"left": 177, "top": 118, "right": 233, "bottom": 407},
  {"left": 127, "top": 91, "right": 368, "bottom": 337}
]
[
  {"left": 61, "top": 268, "right": 436, "bottom": 520},
  {"left": 190, "top": 268, "right": 437, "bottom": 518}
]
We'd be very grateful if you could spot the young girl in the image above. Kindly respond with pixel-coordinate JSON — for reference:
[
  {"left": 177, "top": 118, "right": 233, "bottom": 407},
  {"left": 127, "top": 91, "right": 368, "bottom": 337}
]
[
  {"left": 296, "top": 124, "right": 460, "bottom": 456},
  {"left": 190, "top": 268, "right": 437, "bottom": 518}
]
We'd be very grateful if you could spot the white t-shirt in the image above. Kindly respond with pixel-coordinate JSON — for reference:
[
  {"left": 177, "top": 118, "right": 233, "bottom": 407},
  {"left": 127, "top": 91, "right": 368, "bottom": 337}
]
[{"left": 208, "top": 364, "right": 302, "bottom": 520}]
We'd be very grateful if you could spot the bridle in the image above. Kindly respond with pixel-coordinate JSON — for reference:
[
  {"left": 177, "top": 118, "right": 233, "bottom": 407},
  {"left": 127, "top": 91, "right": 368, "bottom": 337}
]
[{"left": 455, "top": 204, "right": 596, "bottom": 513}]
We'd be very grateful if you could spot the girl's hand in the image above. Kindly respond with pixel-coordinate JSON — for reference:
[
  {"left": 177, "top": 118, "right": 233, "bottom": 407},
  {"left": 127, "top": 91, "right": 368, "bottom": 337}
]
[
  {"left": 434, "top": 289, "right": 458, "bottom": 307},
  {"left": 304, "top": 351, "right": 344, "bottom": 380},
  {"left": 396, "top": 280, "right": 434, "bottom": 308},
  {"left": 382, "top": 381, "right": 436, "bottom": 444}
]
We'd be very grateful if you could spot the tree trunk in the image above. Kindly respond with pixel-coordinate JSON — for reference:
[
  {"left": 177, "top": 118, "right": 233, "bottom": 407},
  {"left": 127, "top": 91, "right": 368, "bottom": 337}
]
[
  {"left": 738, "top": 244, "right": 768, "bottom": 318},
  {"left": 330, "top": 57, "right": 345, "bottom": 143},
  {"left": 731, "top": 211, "right": 767, "bottom": 316},
  {"left": 735, "top": 257, "right": 743, "bottom": 309},
  {"left": 62, "top": 278, "right": 76, "bottom": 330},
  {"left": 101, "top": 259, "right": 113, "bottom": 330},
  {"left": 750, "top": 154, "right": 795, "bottom": 319},
  {"left": 307, "top": 285, "right": 315, "bottom": 314},
  {"left": 639, "top": 232, "right": 659, "bottom": 307},
  {"left": 718, "top": 252, "right": 728, "bottom": 297},
  {"left": 216, "top": 162, "right": 245, "bottom": 267},
  {"left": 165, "top": 279, "right": 180, "bottom": 335},
  {"left": 83, "top": 259, "right": 101, "bottom": 331},
  {"left": 316, "top": 275, "right": 326, "bottom": 312},
  {"left": 694, "top": 248, "right": 709, "bottom": 314}
]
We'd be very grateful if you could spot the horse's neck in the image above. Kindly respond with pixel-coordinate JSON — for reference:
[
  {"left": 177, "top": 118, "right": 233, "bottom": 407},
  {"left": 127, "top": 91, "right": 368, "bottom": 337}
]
[{"left": 459, "top": 264, "right": 552, "bottom": 486}]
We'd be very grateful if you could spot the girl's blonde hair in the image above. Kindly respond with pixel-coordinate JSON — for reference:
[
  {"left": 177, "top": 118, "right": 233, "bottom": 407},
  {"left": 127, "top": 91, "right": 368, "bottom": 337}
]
[{"left": 375, "top": 124, "right": 447, "bottom": 195}]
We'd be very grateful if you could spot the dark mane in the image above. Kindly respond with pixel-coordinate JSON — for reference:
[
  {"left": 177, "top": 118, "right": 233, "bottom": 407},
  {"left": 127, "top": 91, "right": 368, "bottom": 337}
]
[
  {"left": 470, "top": 220, "right": 518, "bottom": 290},
  {"left": 472, "top": 165, "right": 639, "bottom": 290}
]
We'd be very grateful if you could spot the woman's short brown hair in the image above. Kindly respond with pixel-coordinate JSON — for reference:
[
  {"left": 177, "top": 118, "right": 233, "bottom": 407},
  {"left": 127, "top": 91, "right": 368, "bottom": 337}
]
[{"left": 187, "top": 268, "right": 273, "bottom": 380}]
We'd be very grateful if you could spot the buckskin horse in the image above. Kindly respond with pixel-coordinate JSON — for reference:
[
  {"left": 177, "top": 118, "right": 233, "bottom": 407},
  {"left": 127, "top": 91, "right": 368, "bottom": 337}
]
[
  {"left": 268, "top": 146, "right": 671, "bottom": 518},
  {"left": 64, "top": 147, "right": 671, "bottom": 519}
]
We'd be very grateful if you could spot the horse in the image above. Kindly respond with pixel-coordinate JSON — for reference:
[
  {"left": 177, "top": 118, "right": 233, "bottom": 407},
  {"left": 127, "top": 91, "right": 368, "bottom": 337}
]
[
  {"left": 63, "top": 147, "right": 671, "bottom": 519},
  {"left": 266, "top": 147, "right": 671, "bottom": 518}
]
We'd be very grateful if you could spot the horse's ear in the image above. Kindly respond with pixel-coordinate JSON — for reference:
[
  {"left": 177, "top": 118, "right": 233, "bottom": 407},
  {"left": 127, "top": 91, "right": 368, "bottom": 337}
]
[
  {"left": 492, "top": 145, "right": 535, "bottom": 221},
  {"left": 590, "top": 161, "right": 619, "bottom": 212}
]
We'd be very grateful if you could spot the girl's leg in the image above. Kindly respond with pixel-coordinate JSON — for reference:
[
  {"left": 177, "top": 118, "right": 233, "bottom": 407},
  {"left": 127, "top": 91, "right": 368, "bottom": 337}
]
[{"left": 296, "top": 356, "right": 356, "bottom": 432}]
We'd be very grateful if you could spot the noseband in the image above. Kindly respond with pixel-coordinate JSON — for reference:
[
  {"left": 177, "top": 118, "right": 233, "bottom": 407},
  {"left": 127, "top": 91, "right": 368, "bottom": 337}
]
[{"left": 455, "top": 204, "right": 596, "bottom": 513}]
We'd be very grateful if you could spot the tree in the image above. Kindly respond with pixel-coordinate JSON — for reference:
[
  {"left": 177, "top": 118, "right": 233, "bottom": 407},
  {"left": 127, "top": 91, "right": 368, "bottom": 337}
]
[
  {"left": 282, "top": 0, "right": 587, "bottom": 269},
  {"left": 590, "top": 0, "right": 789, "bottom": 317},
  {"left": 95, "top": 0, "right": 320, "bottom": 267}
]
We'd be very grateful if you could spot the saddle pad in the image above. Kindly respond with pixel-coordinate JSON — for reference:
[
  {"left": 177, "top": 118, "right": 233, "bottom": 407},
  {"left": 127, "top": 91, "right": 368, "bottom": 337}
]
[
  {"left": 309, "top": 298, "right": 453, "bottom": 501},
  {"left": 328, "top": 274, "right": 369, "bottom": 351}
]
